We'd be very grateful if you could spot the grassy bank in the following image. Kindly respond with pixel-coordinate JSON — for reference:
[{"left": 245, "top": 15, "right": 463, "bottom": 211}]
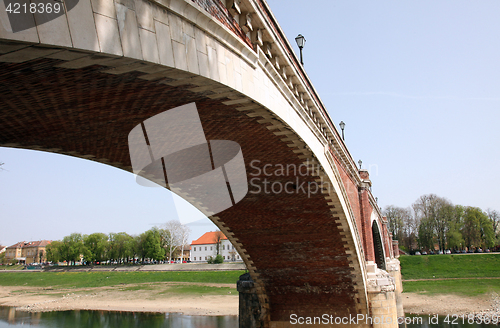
[
  {"left": 403, "top": 278, "right": 500, "bottom": 297},
  {"left": 0, "top": 270, "right": 246, "bottom": 288},
  {"left": 400, "top": 253, "right": 500, "bottom": 279},
  {"left": 400, "top": 254, "right": 500, "bottom": 296}
]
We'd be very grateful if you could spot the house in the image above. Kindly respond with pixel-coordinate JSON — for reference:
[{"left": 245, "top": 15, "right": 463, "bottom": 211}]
[
  {"left": 0, "top": 245, "right": 5, "bottom": 254},
  {"left": 4, "top": 240, "right": 51, "bottom": 264},
  {"left": 190, "top": 231, "right": 243, "bottom": 263}
]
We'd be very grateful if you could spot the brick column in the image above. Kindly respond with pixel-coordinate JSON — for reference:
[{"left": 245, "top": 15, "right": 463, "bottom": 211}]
[
  {"left": 359, "top": 169, "right": 375, "bottom": 262},
  {"left": 381, "top": 216, "right": 392, "bottom": 261}
]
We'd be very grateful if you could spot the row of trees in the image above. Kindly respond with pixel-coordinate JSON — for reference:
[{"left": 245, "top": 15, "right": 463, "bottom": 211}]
[
  {"left": 385, "top": 194, "right": 500, "bottom": 252},
  {"left": 45, "top": 221, "right": 191, "bottom": 265}
]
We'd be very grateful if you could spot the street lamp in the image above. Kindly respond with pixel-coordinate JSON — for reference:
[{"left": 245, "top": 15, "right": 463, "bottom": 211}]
[
  {"left": 358, "top": 160, "right": 362, "bottom": 170},
  {"left": 339, "top": 121, "right": 345, "bottom": 140},
  {"left": 295, "top": 34, "right": 306, "bottom": 65}
]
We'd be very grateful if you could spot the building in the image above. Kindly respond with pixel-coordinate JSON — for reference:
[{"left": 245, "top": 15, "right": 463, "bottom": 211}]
[
  {"left": 4, "top": 240, "right": 51, "bottom": 264},
  {"left": 190, "top": 231, "right": 242, "bottom": 263}
]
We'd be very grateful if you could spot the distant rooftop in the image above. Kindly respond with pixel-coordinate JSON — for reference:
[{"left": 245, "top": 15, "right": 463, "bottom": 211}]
[
  {"left": 191, "top": 231, "right": 227, "bottom": 245},
  {"left": 6, "top": 240, "right": 51, "bottom": 249}
]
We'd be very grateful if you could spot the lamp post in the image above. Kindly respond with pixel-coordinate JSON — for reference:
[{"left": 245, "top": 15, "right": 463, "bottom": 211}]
[
  {"left": 295, "top": 34, "right": 306, "bottom": 65},
  {"left": 339, "top": 121, "right": 345, "bottom": 140}
]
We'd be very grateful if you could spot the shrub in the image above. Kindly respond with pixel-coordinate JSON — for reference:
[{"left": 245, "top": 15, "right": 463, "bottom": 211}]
[
  {"left": 214, "top": 254, "right": 224, "bottom": 264},
  {"left": 207, "top": 255, "right": 224, "bottom": 264}
]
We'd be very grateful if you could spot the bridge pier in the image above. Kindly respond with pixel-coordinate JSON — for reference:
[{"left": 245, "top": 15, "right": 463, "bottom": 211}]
[
  {"left": 386, "top": 259, "right": 405, "bottom": 319},
  {"left": 238, "top": 262, "right": 404, "bottom": 328},
  {"left": 237, "top": 273, "right": 263, "bottom": 328},
  {"left": 366, "top": 261, "right": 402, "bottom": 328}
]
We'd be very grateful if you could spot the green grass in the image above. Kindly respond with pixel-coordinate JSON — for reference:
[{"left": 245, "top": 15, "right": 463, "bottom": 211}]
[
  {"left": 403, "top": 279, "right": 500, "bottom": 297},
  {"left": 159, "top": 285, "right": 235, "bottom": 296},
  {"left": 399, "top": 254, "right": 500, "bottom": 280},
  {"left": 400, "top": 254, "right": 500, "bottom": 296},
  {"left": 0, "top": 270, "right": 246, "bottom": 288}
]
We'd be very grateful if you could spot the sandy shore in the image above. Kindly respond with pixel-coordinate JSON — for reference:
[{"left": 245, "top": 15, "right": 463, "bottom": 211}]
[
  {"left": 403, "top": 292, "right": 500, "bottom": 316},
  {"left": 1, "top": 283, "right": 499, "bottom": 316},
  {"left": 0, "top": 282, "right": 239, "bottom": 316}
]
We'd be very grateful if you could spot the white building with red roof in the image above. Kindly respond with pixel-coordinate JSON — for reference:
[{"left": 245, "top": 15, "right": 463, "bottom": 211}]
[{"left": 190, "top": 231, "right": 242, "bottom": 263}]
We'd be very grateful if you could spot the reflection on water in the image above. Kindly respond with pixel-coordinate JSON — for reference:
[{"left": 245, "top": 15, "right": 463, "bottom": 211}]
[
  {"left": 2, "top": 308, "right": 499, "bottom": 328},
  {"left": 0, "top": 306, "right": 238, "bottom": 328}
]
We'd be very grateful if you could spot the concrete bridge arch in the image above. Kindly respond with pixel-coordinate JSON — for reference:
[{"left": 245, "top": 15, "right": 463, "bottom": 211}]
[{"left": 0, "top": 0, "right": 403, "bottom": 326}]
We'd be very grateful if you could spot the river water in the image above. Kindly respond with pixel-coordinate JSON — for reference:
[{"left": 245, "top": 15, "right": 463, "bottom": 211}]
[
  {"left": 1, "top": 307, "right": 499, "bottom": 327},
  {"left": 0, "top": 307, "right": 238, "bottom": 328}
]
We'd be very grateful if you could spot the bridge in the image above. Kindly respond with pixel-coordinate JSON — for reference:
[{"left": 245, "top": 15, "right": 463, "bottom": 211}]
[{"left": 0, "top": 0, "right": 403, "bottom": 326}]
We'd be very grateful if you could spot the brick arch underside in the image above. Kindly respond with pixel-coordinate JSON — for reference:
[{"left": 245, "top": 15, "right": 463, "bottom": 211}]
[{"left": 0, "top": 58, "right": 360, "bottom": 321}]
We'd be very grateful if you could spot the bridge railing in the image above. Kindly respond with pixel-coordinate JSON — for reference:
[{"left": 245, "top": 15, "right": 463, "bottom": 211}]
[{"left": 213, "top": 0, "right": 363, "bottom": 186}]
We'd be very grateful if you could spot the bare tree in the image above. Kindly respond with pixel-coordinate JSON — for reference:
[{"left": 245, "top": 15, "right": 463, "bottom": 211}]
[
  {"left": 213, "top": 230, "right": 224, "bottom": 256},
  {"left": 384, "top": 205, "right": 417, "bottom": 251},
  {"left": 162, "top": 220, "right": 191, "bottom": 262},
  {"left": 161, "top": 221, "right": 181, "bottom": 262},
  {"left": 178, "top": 224, "right": 191, "bottom": 262},
  {"left": 384, "top": 205, "right": 405, "bottom": 242}
]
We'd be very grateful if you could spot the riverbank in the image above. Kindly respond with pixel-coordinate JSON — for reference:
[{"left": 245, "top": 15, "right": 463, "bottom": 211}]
[
  {"left": 403, "top": 292, "right": 500, "bottom": 316},
  {"left": 2, "top": 258, "right": 500, "bottom": 317},
  {"left": 0, "top": 262, "right": 247, "bottom": 273},
  {"left": 0, "top": 282, "right": 239, "bottom": 316},
  {"left": 1, "top": 284, "right": 499, "bottom": 317}
]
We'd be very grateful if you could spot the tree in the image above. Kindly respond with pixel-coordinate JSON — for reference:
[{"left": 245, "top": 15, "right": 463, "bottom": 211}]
[
  {"left": 61, "top": 233, "right": 86, "bottom": 265},
  {"left": 161, "top": 220, "right": 190, "bottom": 262},
  {"left": 384, "top": 206, "right": 405, "bottom": 242},
  {"left": 417, "top": 217, "right": 434, "bottom": 250},
  {"left": 413, "top": 194, "right": 454, "bottom": 251},
  {"left": 487, "top": 209, "right": 500, "bottom": 241},
  {"left": 179, "top": 224, "right": 191, "bottom": 263},
  {"left": 0, "top": 252, "right": 5, "bottom": 264},
  {"left": 384, "top": 205, "right": 414, "bottom": 251},
  {"left": 213, "top": 230, "right": 224, "bottom": 256},
  {"left": 46, "top": 240, "right": 63, "bottom": 263},
  {"left": 139, "top": 228, "right": 165, "bottom": 262},
  {"left": 158, "top": 226, "right": 176, "bottom": 262},
  {"left": 133, "top": 235, "right": 145, "bottom": 262},
  {"left": 84, "top": 233, "right": 109, "bottom": 264},
  {"left": 461, "top": 207, "right": 494, "bottom": 249},
  {"left": 477, "top": 211, "right": 495, "bottom": 249},
  {"left": 109, "top": 232, "right": 134, "bottom": 263}
]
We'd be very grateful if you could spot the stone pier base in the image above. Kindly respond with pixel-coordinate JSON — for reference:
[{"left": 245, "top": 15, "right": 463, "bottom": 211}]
[
  {"left": 386, "top": 258, "right": 405, "bottom": 319},
  {"left": 238, "top": 261, "right": 404, "bottom": 328},
  {"left": 366, "top": 261, "right": 400, "bottom": 328},
  {"left": 237, "top": 273, "right": 262, "bottom": 328}
]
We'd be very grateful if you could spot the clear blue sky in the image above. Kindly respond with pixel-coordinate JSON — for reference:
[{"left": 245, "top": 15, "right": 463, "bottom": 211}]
[{"left": 1, "top": 0, "right": 499, "bottom": 246}]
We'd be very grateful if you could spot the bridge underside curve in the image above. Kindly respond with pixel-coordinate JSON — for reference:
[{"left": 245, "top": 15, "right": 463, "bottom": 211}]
[{"left": 0, "top": 56, "right": 365, "bottom": 323}]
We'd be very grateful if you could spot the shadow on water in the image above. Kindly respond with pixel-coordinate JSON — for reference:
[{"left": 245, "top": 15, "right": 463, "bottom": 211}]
[{"left": 0, "top": 306, "right": 238, "bottom": 328}]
